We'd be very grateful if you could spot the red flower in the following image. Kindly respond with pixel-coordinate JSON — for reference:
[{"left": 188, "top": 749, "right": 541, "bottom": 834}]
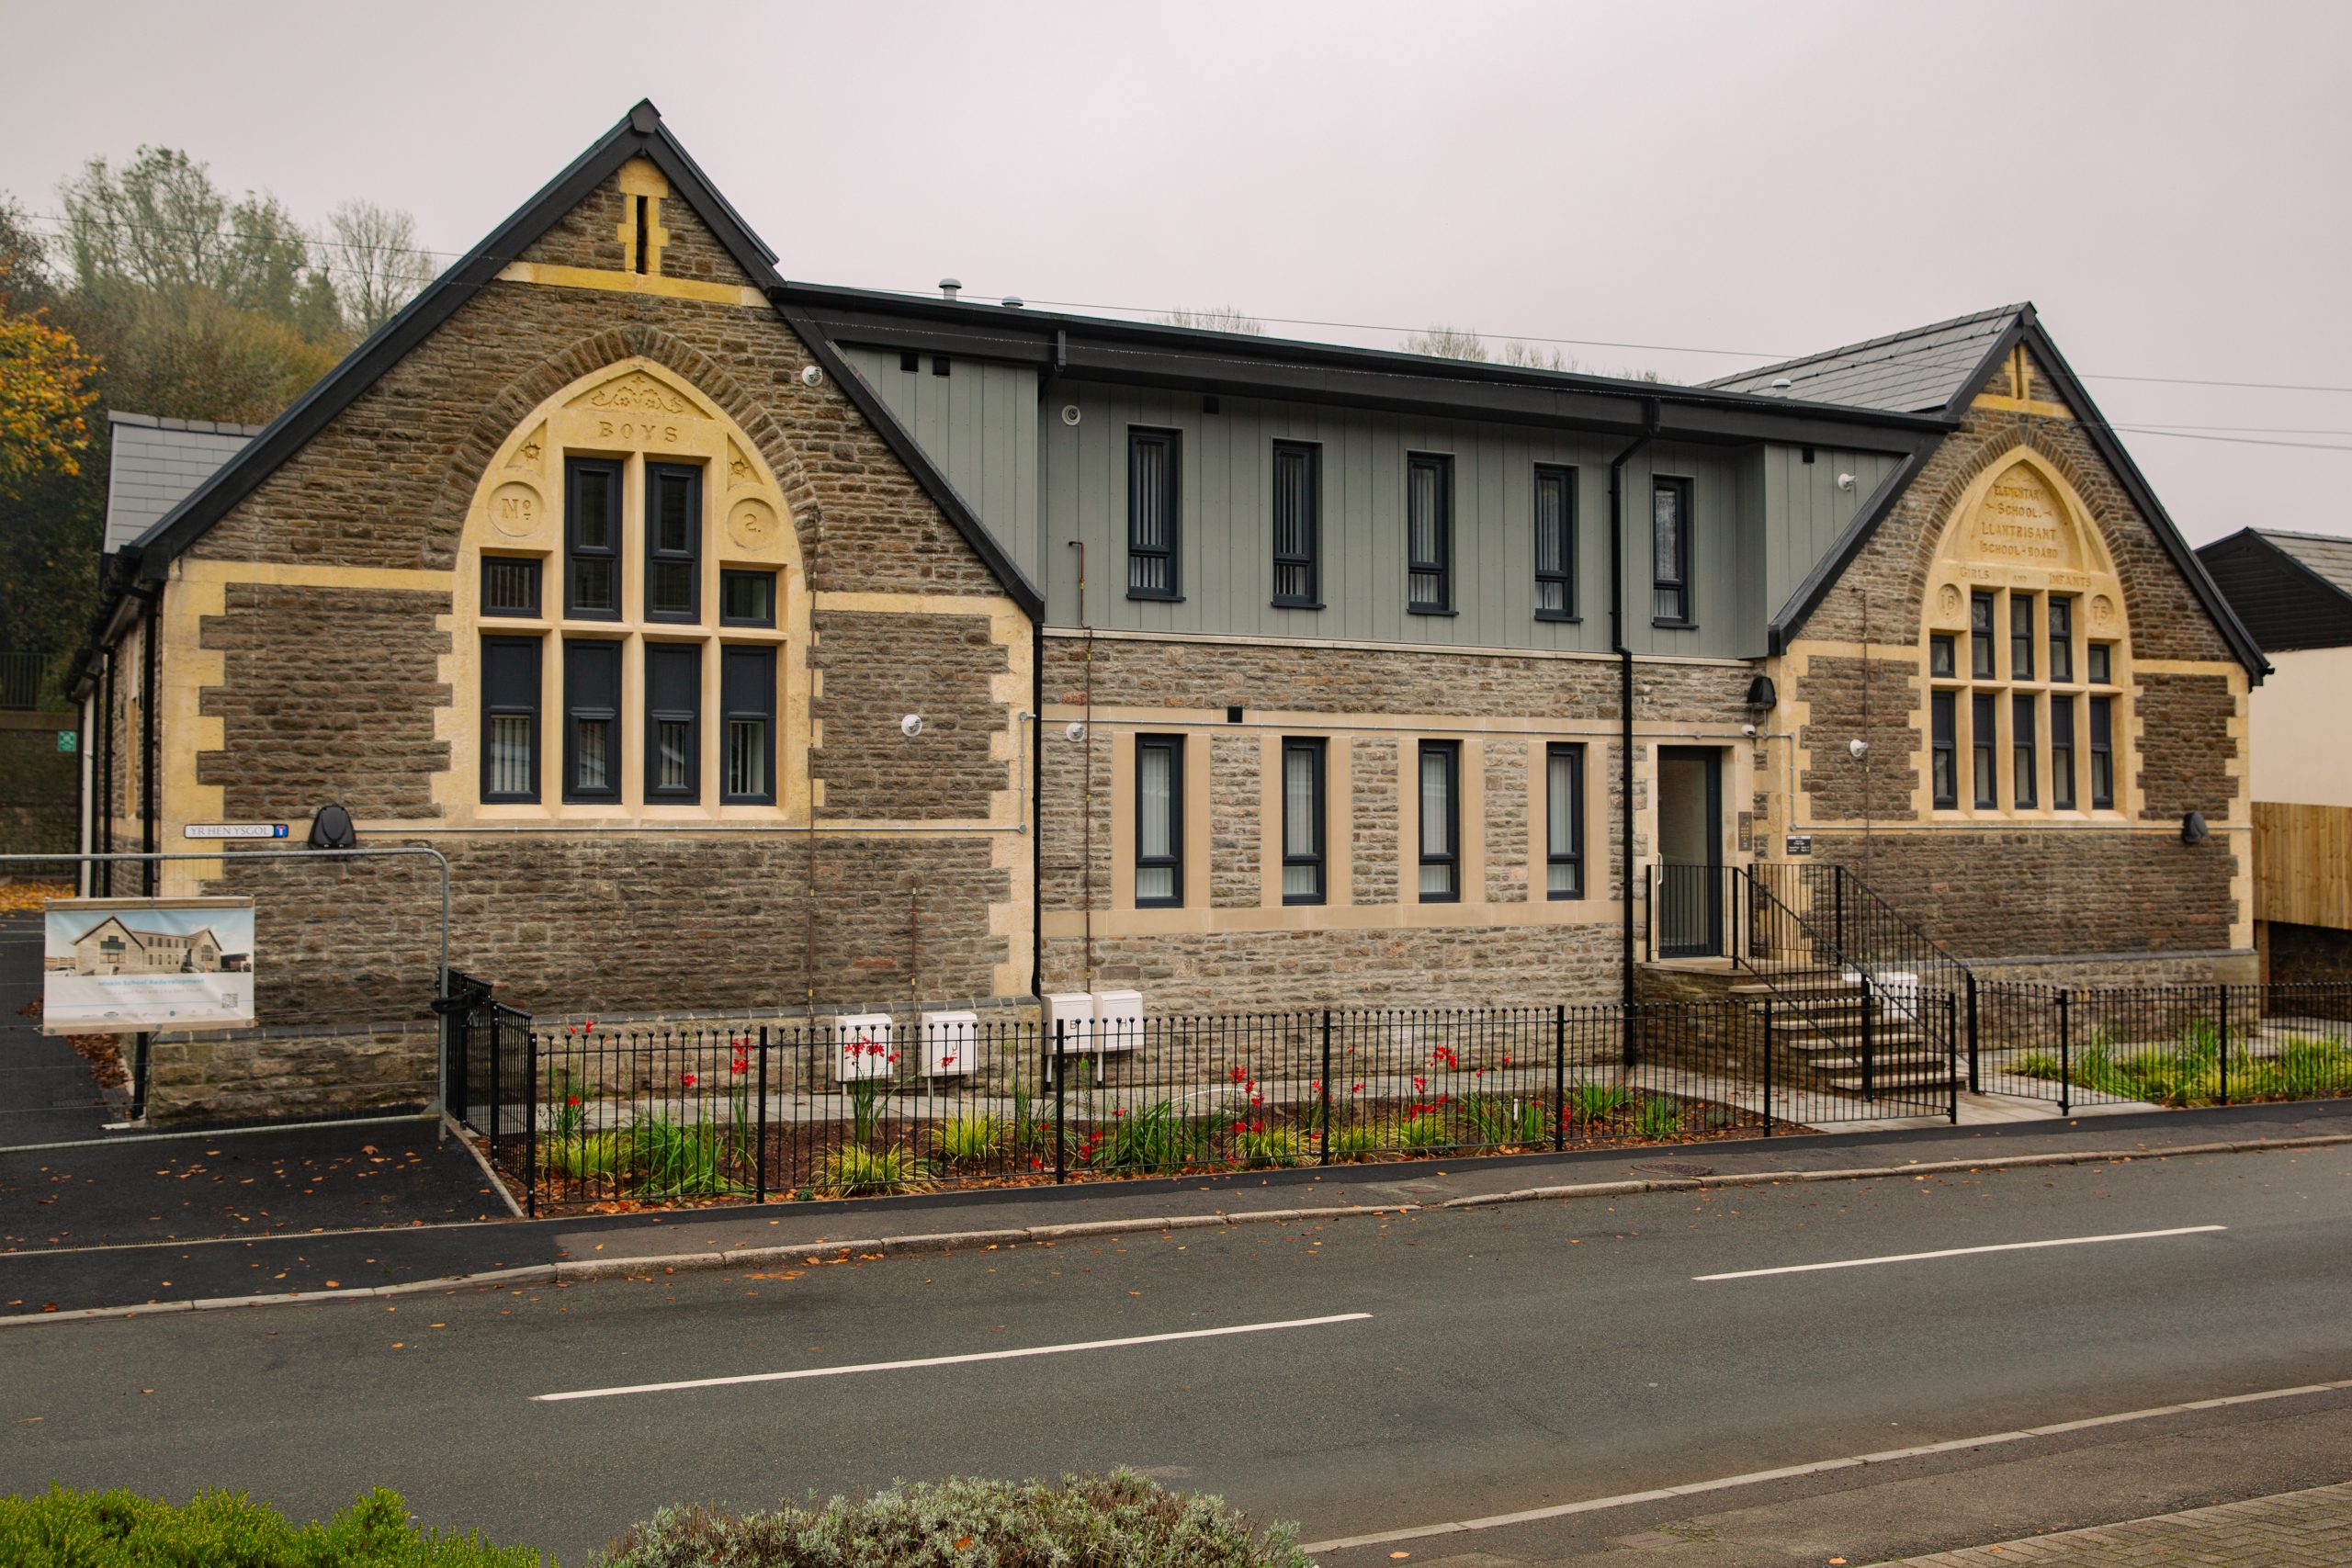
[
  {"left": 1229, "top": 1066, "right": 1250, "bottom": 1084},
  {"left": 1413, "top": 1076, "right": 1426, "bottom": 1092},
  {"left": 1351, "top": 1082, "right": 1363, "bottom": 1094},
  {"left": 680, "top": 1072, "right": 697, "bottom": 1088},
  {"left": 1310, "top": 1080, "right": 1322, "bottom": 1093},
  {"left": 565, "top": 1095, "right": 582, "bottom": 1108},
  {"left": 1113, "top": 1107, "right": 1125, "bottom": 1118},
  {"left": 1231, "top": 1121, "right": 1246, "bottom": 1134}
]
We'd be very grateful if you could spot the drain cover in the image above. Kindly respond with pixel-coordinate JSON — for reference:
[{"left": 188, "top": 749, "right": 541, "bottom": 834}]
[{"left": 1631, "top": 1160, "right": 1714, "bottom": 1179}]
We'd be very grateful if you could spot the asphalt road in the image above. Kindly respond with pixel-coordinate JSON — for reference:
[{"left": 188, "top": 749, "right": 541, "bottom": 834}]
[{"left": 4, "top": 1145, "right": 2346, "bottom": 1564}]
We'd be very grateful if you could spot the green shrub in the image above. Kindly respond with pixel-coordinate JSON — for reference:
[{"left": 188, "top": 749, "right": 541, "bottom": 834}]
[
  {"left": 934, "top": 1114, "right": 1005, "bottom": 1164},
  {"left": 0, "top": 1483, "right": 541, "bottom": 1566},
  {"left": 2010, "top": 1032, "right": 2352, "bottom": 1107},
  {"left": 1569, "top": 1080, "right": 1631, "bottom": 1123},
  {"left": 597, "top": 1471, "right": 1309, "bottom": 1568},
  {"left": 1459, "top": 1094, "right": 1544, "bottom": 1147},
  {"left": 818, "top": 1144, "right": 926, "bottom": 1197},
  {"left": 1095, "top": 1100, "right": 1207, "bottom": 1172},
  {"left": 621, "top": 1114, "right": 742, "bottom": 1199},
  {"left": 1234, "top": 1123, "right": 1308, "bottom": 1168},
  {"left": 1326, "top": 1121, "right": 1381, "bottom": 1160},
  {"left": 1633, "top": 1096, "right": 1686, "bottom": 1140},
  {"left": 542, "top": 1129, "right": 627, "bottom": 1180},
  {"left": 1394, "top": 1112, "right": 1451, "bottom": 1150}
]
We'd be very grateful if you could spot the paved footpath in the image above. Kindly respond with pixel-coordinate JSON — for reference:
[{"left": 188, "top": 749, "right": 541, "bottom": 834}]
[{"left": 1881, "top": 1481, "right": 2352, "bottom": 1566}]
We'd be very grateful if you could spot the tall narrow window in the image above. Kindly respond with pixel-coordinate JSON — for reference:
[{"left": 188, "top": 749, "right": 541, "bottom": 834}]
[
  {"left": 644, "top": 642, "right": 701, "bottom": 802},
  {"left": 645, "top": 463, "right": 702, "bottom": 623},
  {"left": 1652, "top": 477, "right": 1692, "bottom": 624},
  {"left": 1972, "top": 693, "right": 1997, "bottom": 809},
  {"left": 562, "top": 638, "right": 622, "bottom": 803},
  {"left": 481, "top": 636, "right": 541, "bottom": 803},
  {"left": 2012, "top": 694, "right": 2038, "bottom": 808},
  {"left": 1970, "top": 591, "right": 1996, "bottom": 678},
  {"left": 1407, "top": 454, "right": 1453, "bottom": 613},
  {"left": 565, "top": 458, "right": 622, "bottom": 619},
  {"left": 1546, "top": 742, "right": 1585, "bottom": 898},
  {"left": 632, "top": 195, "right": 650, "bottom": 274},
  {"left": 1418, "top": 740, "right": 1460, "bottom": 900},
  {"left": 720, "top": 646, "right": 775, "bottom": 806},
  {"left": 2049, "top": 596, "right": 2075, "bottom": 682},
  {"left": 1271, "top": 442, "right": 1320, "bottom": 608},
  {"left": 1127, "top": 429, "right": 1180, "bottom": 599},
  {"left": 1135, "top": 735, "right": 1182, "bottom": 906},
  {"left": 481, "top": 557, "right": 541, "bottom": 618},
  {"left": 1533, "top": 464, "right": 1577, "bottom": 621},
  {"left": 2051, "top": 694, "right": 2077, "bottom": 810},
  {"left": 1281, "top": 738, "right": 1326, "bottom": 904},
  {"left": 2010, "top": 592, "right": 2035, "bottom": 681},
  {"left": 2088, "top": 696, "right": 2115, "bottom": 808},
  {"left": 1931, "top": 691, "right": 1958, "bottom": 809}
]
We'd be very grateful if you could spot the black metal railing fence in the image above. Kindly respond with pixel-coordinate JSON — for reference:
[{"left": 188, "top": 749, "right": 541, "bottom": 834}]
[{"left": 1972, "top": 980, "right": 2352, "bottom": 1112}]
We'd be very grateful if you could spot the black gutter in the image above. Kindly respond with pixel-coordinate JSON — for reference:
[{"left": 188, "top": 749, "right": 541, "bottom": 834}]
[
  {"left": 1608, "top": 400, "right": 1659, "bottom": 1063},
  {"left": 98, "top": 646, "right": 116, "bottom": 896}
]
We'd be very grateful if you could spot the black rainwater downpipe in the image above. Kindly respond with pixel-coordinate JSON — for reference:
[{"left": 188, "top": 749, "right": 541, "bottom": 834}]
[
  {"left": 141, "top": 589, "right": 160, "bottom": 897},
  {"left": 1609, "top": 401, "right": 1658, "bottom": 1066},
  {"left": 99, "top": 648, "right": 117, "bottom": 897}
]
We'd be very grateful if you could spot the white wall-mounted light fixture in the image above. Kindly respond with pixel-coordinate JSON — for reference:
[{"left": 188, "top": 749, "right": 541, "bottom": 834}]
[
  {"left": 799, "top": 364, "right": 825, "bottom": 388},
  {"left": 1837, "top": 471, "right": 1856, "bottom": 491},
  {"left": 1060, "top": 404, "right": 1081, "bottom": 426},
  {"left": 1848, "top": 738, "right": 1870, "bottom": 761},
  {"left": 899, "top": 714, "right": 924, "bottom": 738},
  {"left": 1065, "top": 721, "right": 1088, "bottom": 742}
]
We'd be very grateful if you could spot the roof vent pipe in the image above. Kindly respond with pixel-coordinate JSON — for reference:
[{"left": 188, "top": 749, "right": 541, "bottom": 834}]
[
  {"left": 1770, "top": 377, "right": 1792, "bottom": 394},
  {"left": 939, "top": 277, "right": 962, "bottom": 300}
]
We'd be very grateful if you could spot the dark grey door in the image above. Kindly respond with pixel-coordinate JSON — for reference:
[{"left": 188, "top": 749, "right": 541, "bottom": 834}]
[{"left": 1656, "top": 747, "right": 1723, "bottom": 958}]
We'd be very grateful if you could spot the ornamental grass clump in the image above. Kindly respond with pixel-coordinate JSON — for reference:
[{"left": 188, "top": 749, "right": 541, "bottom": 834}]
[
  {"left": 2012, "top": 1029, "right": 2352, "bottom": 1107},
  {"left": 1233, "top": 1122, "right": 1308, "bottom": 1168},
  {"left": 934, "top": 1113, "right": 1005, "bottom": 1165},
  {"left": 818, "top": 1144, "right": 926, "bottom": 1197},
  {"left": 0, "top": 1483, "right": 541, "bottom": 1567},
  {"left": 1634, "top": 1095, "right": 1687, "bottom": 1140},
  {"left": 596, "top": 1470, "right": 1311, "bottom": 1568}
]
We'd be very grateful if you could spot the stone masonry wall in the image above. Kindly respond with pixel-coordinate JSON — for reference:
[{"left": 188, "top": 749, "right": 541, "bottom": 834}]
[{"left": 811, "top": 610, "right": 1008, "bottom": 819}]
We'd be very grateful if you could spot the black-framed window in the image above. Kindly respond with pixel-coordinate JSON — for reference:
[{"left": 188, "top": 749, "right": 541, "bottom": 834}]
[
  {"left": 1546, "top": 741, "right": 1584, "bottom": 899},
  {"left": 2049, "top": 596, "right": 2075, "bottom": 682},
  {"left": 1281, "top": 737, "right": 1326, "bottom": 905},
  {"left": 1417, "top": 739, "right": 1460, "bottom": 901},
  {"left": 1271, "top": 442, "right": 1320, "bottom": 608},
  {"left": 2010, "top": 592, "right": 2035, "bottom": 681},
  {"left": 2012, "top": 694, "right": 2038, "bottom": 808},
  {"left": 645, "top": 462, "right": 702, "bottom": 623},
  {"left": 2087, "top": 642, "right": 2113, "bottom": 685},
  {"left": 1534, "top": 464, "right": 1577, "bottom": 621},
  {"left": 1970, "top": 591, "right": 1996, "bottom": 678},
  {"left": 1651, "top": 476, "right": 1692, "bottom": 625},
  {"left": 1972, "top": 693, "right": 1997, "bottom": 809},
  {"left": 1127, "top": 429, "right": 1180, "bottom": 600},
  {"left": 720, "top": 645, "right": 775, "bottom": 805},
  {"left": 1929, "top": 633, "right": 1956, "bottom": 680},
  {"left": 565, "top": 458, "right": 622, "bottom": 619},
  {"left": 481, "top": 636, "right": 541, "bottom": 803},
  {"left": 2052, "top": 694, "right": 2077, "bottom": 811},
  {"left": 719, "top": 570, "right": 776, "bottom": 628},
  {"left": 1135, "top": 734, "right": 1182, "bottom": 906},
  {"left": 644, "top": 641, "right": 702, "bottom": 802},
  {"left": 562, "top": 638, "right": 622, "bottom": 803},
  {"left": 1407, "top": 453, "right": 1453, "bottom": 613},
  {"left": 1931, "top": 692, "right": 1958, "bottom": 809},
  {"left": 481, "top": 557, "right": 541, "bottom": 618},
  {"left": 2089, "top": 696, "right": 2115, "bottom": 808}
]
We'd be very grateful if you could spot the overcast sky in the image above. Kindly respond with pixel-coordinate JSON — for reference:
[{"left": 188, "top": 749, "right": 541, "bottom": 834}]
[{"left": 6, "top": 0, "right": 2348, "bottom": 543}]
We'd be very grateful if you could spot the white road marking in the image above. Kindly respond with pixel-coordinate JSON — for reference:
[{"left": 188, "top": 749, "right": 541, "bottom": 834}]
[
  {"left": 532, "top": 1311, "right": 1374, "bottom": 1403},
  {"left": 1299, "top": 1376, "right": 2352, "bottom": 1555},
  {"left": 1692, "top": 1224, "right": 2227, "bottom": 1281}
]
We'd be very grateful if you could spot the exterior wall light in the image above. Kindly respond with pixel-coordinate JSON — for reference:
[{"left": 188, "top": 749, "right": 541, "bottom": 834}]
[
  {"left": 1848, "top": 739, "right": 1870, "bottom": 761},
  {"left": 900, "top": 714, "right": 923, "bottom": 739}
]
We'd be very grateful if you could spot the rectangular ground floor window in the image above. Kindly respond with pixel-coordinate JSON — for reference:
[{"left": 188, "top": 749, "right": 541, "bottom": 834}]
[
  {"left": 2052, "top": 694, "right": 2077, "bottom": 810},
  {"left": 1931, "top": 690, "right": 1958, "bottom": 808},
  {"left": 1136, "top": 734, "right": 1183, "bottom": 907},
  {"left": 644, "top": 642, "right": 701, "bottom": 802},
  {"left": 720, "top": 645, "right": 775, "bottom": 804},
  {"left": 562, "top": 638, "right": 621, "bottom": 803},
  {"left": 1972, "top": 693, "right": 1996, "bottom": 809},
  {"left": 481, "top": 635, "right": 540, "bottom": 802},
  {"left": 2089, "top": 696, "right": 2115, "bottom": 808},
  {"left": 1281, "top": 737, "right": 1326, "bottom": 905},
  {"left": 1418, "top": 740, "right": 1460, "bottom": 901},
  {"left": 2012, "top": 694, "right": 2037, "bottom": 808},
  {"left": 1546, "top": 742, "right": 1584, "bottom": 898}
]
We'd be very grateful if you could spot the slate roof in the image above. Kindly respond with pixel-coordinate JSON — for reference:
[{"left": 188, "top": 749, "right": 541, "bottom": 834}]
[
  {"left": 2196, "top": 528, "right": 2352, "bottom": 652},
  {"left": 1703, "top": 305, "right": 2026, "bottom": 412},
  {"left": 103, "top": 412, "right": 262, "bottom": 554},
  {"left": 2260, "top": 530, "right": 2352, "bottom": 597}
]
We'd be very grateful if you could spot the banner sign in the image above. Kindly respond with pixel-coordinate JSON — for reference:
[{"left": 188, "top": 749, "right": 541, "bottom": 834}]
[{"left": 42, "top": 897, "right": 256, "bottom": 1034}]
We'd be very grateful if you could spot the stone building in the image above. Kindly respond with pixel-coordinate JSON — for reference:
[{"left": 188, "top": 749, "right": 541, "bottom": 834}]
[{"left": 69, "top": 103, "right": 2263, "bottom": 1120}]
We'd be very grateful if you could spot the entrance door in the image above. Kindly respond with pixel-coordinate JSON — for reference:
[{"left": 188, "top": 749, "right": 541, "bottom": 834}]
[{"left": 1656, "top": 747, "right": 1723, "bottom": 958}]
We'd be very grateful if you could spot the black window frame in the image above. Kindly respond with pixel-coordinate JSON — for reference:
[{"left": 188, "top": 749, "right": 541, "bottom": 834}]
[
  {"left": 1972, "top": 692, "right": 1997, "bottom": 809},
  {"left": 719, "top": 644, "right": 776, "bottom": 806},
  {"left": 1270, "top": 441, "right": 1322, "bottom": 610},
  {"left": 2010, "top": 592, "right": 2035, "bottom": 681},
  {"left": 1280, "top": 736, "right": 1327, "bottom": 906},
  {"left": 643, "top": 640, "right": 702, "bottom": 804},
  {"left": 1929, "top": 633, "right": 1956, "bottom": 680},
  {"left": 1126, "top": 428, "right": 1182, "bottom": 602},
  {"left": 1533, "top": 463, "right": 1578, "bottom": 622},
  {"left": 1406, "top": 452, "right": 1454, "bottom": 615},
  {"left": 561, "top": 637, "right": 623, "bottom": 804},
  {"left": 2012, "top": 693, "right": 2038, "bottom": 809},
  {"left": 2088, "top": 696, "right": 2115, "bottom": 809},
  {"left": 1930, "top": 691, "right": 1958, "bottom": 809},
  {"left": 1545, "top": 740, "right": 1585, "bottom": 900},
  {"left": 1970, "top": 591, "right": 1996, "bottom": 678},
  {"left": 2087, "top": 642, "right": 2113, "bottom": 685},
  {"left": 1134, "top": 733, "right": 1184, "bottom": 908},
  {"left": 2049, "top": 596, "right": 2075, "bottom": 682},
  {"left": 564, "top": 457, "right": 624, "bottom": 621},
  {"left": 481, "top": 556, "right": 542, "bottom": 619},
  {"left": 1417, "top": 739, "right": 1461, "bottom": 902},
  {"left": 718, "top": 569, "right": 777, "bottom": 628},
  {"left": 644, "top": 461, "right": 703, "bottom": 625},
  {"left": 2051, "top": 694, "right": 2077, "bottom": 811},
  {"left": 480, "top": 635, "right": 542, "bottom": 804},
  {"left": 1651, "top": 475, "right": 1694, "bottom": 626}
]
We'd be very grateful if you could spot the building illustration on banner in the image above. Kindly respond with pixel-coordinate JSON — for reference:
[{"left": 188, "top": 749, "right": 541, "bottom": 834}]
[{"left": 41, "top": 899, "right": 257, "bottom": 1033}]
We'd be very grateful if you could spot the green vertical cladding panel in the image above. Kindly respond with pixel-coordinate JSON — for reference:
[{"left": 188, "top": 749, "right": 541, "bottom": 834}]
[
  {"left": 1758, "top": 444, "right": 1907, "bottom": 622},
  {"left": 838, "top": 344, "right": 1041, "bottom": 580}
]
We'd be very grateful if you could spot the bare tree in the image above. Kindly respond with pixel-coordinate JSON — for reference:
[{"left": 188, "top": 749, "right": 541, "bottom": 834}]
[
  {"left": 1157, "top": 305, "right": 1265, "bottom": 334},
  {"left": 1498, "top": 339, "right": 1575, "bottom": 371},
  {"left": 1400, "top": 325, "right": 1488, "bottom": 360},
  {"left": 327, "top": 200, "right": 434, "bottom": 335}
]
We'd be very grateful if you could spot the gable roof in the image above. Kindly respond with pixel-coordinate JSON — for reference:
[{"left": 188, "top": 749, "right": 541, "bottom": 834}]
[
  {"left": 1751, "top": 303, "right": 2267, "bottom": 679},
  {"left": 2196, "top": 528, "right": 2352, "bottom": 652},
  {"left": 97, "top": 100, "right": 1039, "bottom": 617},
  {"left": 1705, "top": 304, "right": 2026, "bottom": 413},
  {"left": 104, "top": 412, "right": 261, "bottom": 554}
]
